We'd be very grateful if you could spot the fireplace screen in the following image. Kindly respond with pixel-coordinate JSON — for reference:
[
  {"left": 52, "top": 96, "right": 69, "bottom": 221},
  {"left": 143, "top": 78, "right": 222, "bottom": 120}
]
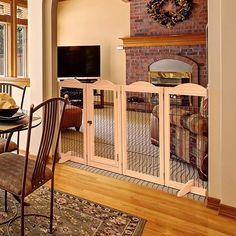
[{"left": 149, "top": 71, "right": 191, "bottom": 87}]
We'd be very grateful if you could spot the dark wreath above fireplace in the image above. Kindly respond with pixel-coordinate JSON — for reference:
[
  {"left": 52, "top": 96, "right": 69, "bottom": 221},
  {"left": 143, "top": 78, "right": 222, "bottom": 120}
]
[{"left": 146, "top": 0, "right": 193, "bottom": 28}]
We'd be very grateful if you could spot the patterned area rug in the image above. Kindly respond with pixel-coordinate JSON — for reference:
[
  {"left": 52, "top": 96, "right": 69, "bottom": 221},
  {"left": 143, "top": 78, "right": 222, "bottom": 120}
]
[{"left": 0, "top": 187, "right": 145, "bottom": 236}]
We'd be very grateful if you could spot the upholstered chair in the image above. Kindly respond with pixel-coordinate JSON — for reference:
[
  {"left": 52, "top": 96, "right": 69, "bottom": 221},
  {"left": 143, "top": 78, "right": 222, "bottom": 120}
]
[{"left": 0, "top": 97, "right": 66, "bottom": 235}]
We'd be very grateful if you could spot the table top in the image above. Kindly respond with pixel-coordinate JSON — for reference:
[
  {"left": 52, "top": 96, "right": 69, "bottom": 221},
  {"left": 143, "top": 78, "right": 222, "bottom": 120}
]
[{"left": 0, "top": 115, "right": 41, "bottom": 134}]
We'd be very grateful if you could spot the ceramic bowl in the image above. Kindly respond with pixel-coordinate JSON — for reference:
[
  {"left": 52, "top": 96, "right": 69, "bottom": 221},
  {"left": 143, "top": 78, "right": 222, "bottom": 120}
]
[{"left": 0, "top": 106, "right": 19, "bottom": 117}]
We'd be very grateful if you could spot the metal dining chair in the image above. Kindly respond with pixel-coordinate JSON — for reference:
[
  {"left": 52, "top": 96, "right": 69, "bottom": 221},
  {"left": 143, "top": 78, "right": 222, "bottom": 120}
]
[
  {"left": 0, "top": 83, "right": 26, "bottom": 154},
  {"left": 0, "top": 97, "right": 66, "bottom": 235}
]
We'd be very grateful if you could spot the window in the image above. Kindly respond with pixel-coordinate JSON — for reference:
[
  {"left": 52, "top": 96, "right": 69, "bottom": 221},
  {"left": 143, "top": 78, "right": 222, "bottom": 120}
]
[
  {"left": 0, "top": 0, "right": 28, "bottom": 78},
  {"left": 17, "top": 25, "right": 26, "bottom": 77},
  {"left": 0, "top": 23, "right": 6, "bottom": 76}
]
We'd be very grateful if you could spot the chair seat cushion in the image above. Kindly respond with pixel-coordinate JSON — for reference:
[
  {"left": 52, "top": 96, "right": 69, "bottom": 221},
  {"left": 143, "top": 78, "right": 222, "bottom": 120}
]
[
  {"left": 0, "top": 138, "right": 17, "bottom": 153},
  {"left": 0, "top": 152, "right": 52, "bottom": 196}
]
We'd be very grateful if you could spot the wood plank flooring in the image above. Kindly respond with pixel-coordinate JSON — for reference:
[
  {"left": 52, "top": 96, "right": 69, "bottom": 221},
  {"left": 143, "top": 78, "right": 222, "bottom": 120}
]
[{"left": 47, "top": 164, "right": 236, "bottom": 236}]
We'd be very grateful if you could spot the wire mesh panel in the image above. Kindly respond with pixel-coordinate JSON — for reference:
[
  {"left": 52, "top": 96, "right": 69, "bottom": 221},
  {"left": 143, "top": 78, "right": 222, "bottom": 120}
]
[
  {"left": 122, "top": 82, "right": 164, "bottom": 184},
  {"left": 94, "top": 90, "right": 115, "bottom": 159},
  {"left": 164, "top": 84, "right": 208, "bottom": 196},
  {"left": 59, "top": 80, "right": 87, "bottom": 164},
  {"left": 87, "top": 80, "right": 121, "bottom": 173}
]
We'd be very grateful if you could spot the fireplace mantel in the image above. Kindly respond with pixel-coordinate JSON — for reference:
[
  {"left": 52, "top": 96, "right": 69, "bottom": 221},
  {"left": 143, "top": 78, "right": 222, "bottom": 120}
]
[{"left": 120, "top": 33, "right": 206, "bottom": 48}]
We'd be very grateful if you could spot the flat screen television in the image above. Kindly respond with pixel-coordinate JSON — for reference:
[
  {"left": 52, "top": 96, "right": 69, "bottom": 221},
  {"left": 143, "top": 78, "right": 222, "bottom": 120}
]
[{"left": 57, "top": 45, "right": 100, "bottom": 78}]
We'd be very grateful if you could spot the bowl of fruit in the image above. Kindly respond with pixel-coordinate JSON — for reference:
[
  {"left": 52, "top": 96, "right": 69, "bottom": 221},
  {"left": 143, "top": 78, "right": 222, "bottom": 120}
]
[{"left": 0, "top": 93, "right": 19, "bottom": 117}]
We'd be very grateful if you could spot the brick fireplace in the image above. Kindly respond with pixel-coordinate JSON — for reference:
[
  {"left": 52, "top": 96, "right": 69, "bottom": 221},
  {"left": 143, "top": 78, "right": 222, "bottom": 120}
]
[{"left": 121, "top": 0, "right": 208, "bottom": 87}]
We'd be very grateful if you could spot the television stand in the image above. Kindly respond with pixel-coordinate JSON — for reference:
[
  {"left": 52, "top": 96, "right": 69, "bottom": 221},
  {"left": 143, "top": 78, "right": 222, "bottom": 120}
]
[
  {"left": 76, "top": 78, "right": 98, "bottom": 83},
  {"left": 60, "top": 78, "right": 104, "bottom": 109},
  {"left": 77, "top": 78, "right": 104, "bottom": 108}
]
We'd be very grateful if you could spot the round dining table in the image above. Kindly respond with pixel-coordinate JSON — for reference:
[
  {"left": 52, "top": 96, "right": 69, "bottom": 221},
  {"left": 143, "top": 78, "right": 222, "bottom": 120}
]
[{"left": 0, "top": 110, "right": 41, "bottom": 152}]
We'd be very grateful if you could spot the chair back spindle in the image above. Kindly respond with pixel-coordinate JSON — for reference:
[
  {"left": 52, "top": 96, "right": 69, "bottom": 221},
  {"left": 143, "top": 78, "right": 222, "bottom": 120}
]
[{"left": 26, "top": 98, "right": 66, "bottom": 190}]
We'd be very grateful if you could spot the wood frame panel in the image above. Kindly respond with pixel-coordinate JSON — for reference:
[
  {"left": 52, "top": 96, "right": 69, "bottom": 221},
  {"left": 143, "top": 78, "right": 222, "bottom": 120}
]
[
  {"left": 120, "top": 33, "right": 206, "bottom": 48},
  {"left": 0, "top": 77, "right": 29, "bottom": 86},
  {"left": 164, "top": 83, "right": 207, "bottom": 196},
  {"left": 11, "top": 0, "right": 17, "bottom": 77},
  {"left": 122, "top": 81, "right": 165, "bottom": 185},
  {"left": 58, "top": 79, "right": 88, "bottom": 165},
  {"left": 87, "top": 80, "right": 122, "bottom": 173},
  {"left": 0, "top": 0, "right": 28, "bottom": 77}
]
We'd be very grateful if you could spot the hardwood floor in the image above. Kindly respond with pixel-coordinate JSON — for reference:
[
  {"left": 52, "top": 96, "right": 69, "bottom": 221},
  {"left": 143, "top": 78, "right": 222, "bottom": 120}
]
[{"left": 48, "top": 164, "right": 236, "bottom": 236}]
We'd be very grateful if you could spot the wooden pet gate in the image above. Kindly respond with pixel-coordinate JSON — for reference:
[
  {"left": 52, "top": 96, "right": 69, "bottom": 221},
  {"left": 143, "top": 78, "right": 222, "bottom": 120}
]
[{"left": 59, "top": 79, "right": 208, "bottom": 196}]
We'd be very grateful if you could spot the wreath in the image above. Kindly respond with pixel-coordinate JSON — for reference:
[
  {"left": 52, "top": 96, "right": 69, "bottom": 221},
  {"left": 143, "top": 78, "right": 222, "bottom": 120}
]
[{"left": 147, "top": 0, "right": 193, "bottom": 28}]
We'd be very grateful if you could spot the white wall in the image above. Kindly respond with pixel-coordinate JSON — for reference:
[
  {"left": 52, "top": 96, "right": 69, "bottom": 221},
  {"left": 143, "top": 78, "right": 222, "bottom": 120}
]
[
  {"left": 220, "top": 0, "right": 236, "bottom": 207},
  {"left": 208, "top": 0, "right": 222, "bottom": 201},
  {"left": 22, "top": 0, "right": 44, "bottom": 153},
  {"left": 28, "top": 0, "right": 44, "bottom": 106},
  {"left": 57, "top": 0, "right": 130, "bottom": 85},
  {"left": 26, "top": 0, "right": 58, "bottom": 154},
  {"left": 209, "top": 0, "right": 236, "bottom": 207}
]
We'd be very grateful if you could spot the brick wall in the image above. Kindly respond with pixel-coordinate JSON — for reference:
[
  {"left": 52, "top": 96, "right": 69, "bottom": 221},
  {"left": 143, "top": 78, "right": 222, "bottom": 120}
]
[
  {"left": 130, "top": 0, "right": 208, "bottom": 36},
  {"left": 125, "top": 0, "right": 208, "bottom": 86},
  {"left": 126, "top": 45, "right": 207, "bottom": 87}
]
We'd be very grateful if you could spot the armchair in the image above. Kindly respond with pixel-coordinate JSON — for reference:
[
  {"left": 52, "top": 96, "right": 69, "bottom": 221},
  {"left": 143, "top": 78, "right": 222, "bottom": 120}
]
[{"left": 151, "top": 103, "right": 208, "bottom": 181}]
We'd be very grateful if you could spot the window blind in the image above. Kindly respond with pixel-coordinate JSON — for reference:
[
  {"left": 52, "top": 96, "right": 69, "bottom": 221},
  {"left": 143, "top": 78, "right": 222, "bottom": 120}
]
[
  {"left": 0, "top": 1, "right": 10, "bottom": 17},
  {"left": 17, "top": 5, "right": 27, "bottom": 20}
]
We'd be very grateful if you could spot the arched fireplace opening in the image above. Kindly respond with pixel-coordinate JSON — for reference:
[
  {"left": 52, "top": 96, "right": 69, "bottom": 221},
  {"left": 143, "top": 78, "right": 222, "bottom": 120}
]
[{"left": 148, "top": 56, "right": 198, "bottom": 87}]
